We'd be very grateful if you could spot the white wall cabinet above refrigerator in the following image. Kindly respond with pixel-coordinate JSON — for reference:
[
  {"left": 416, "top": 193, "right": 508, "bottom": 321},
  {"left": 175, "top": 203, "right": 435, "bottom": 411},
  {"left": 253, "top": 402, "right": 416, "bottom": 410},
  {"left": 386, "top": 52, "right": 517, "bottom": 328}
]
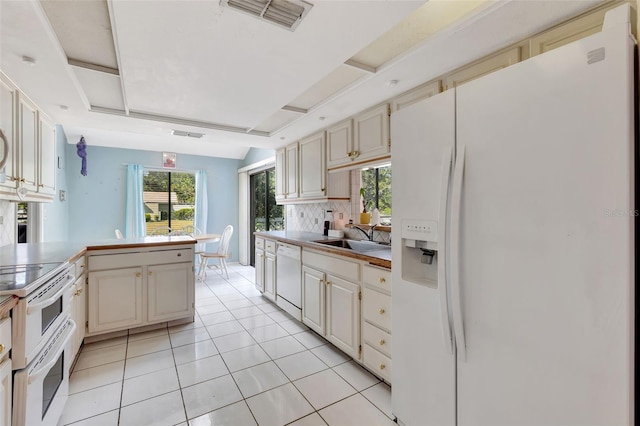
[{"left": 0, "top": 72, "right": 56, "bottom": 202}]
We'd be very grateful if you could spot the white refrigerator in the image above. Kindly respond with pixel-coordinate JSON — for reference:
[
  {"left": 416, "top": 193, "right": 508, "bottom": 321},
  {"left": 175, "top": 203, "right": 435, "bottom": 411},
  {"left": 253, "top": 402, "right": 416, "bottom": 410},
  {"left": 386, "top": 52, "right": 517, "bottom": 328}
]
[{"left": 391, "top": 5, "right": 634, "bottom": 425}]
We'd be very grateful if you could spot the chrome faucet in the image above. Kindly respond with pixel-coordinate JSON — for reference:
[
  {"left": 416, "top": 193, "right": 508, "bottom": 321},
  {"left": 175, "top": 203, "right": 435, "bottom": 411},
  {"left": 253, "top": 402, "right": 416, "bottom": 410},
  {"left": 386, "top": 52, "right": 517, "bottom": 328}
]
[{"left": 352, "top": 224, "right": 377, "bottom": 241}]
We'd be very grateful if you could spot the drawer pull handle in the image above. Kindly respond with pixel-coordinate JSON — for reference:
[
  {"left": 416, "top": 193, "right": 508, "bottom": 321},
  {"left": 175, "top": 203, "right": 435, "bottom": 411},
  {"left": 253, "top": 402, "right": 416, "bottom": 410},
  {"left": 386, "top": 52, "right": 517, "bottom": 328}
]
[
  {"left": 177, "top": 253, "right": 182, "bottom": 256},
  {"left": 136, "top": 272, "right": 141, "bottom": 278},
  {"left": 379, "top": 308, "right": 385, "bottom": 315},
  {"left": 149, "top": 271, "right": 153, "bottom": 276},
  {"left": 0, "top": 344, "right": 4, "bottom": 354},
  {"left": 379, "top": 339, "right": 385, "bottom": 346},
  {"left": 326, "top": 281, "right": 332, "bottom": 286},
  {"left": 80, "top": 264, "right": 84, "bottom": 268},
  {"left": 379, "top": 277, "right": 386, "bottom": 284},
  {"left": 379, "top": 364, "right": 386, "bottom": 370},
  {"left": 75, "top": 288, "right": 83, "bottom": 296}
]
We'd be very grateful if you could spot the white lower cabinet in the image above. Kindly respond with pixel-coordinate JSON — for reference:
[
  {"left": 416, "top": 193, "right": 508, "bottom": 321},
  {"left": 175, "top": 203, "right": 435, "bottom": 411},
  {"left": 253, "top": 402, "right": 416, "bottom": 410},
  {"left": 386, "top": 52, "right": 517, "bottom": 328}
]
[
  {"left": 264, "top": 252, "right": 276, "bottom": 301},
  {"left": 88, "top": 267, "right": 144, "bottom": 334},
  {"left": 70, "top": 274, "right": 86, "bottom": 357},
  {"left": 0, "top": 358, "right": 10, "bottom": 426},
  {"left": 86, "top": 246, "right": 195, "bottom": 336},
  {"left": 148, "top": 263, "right": 194, "bottom": 322},
  {"left": 301, "top": 250, "right": 361, "bottom": 360},
  {"left": 255, "top": 249, "right": 265, "bottom": 292},
  {"left": 361, "top": 265, "right": 392, "bottom": 382}
]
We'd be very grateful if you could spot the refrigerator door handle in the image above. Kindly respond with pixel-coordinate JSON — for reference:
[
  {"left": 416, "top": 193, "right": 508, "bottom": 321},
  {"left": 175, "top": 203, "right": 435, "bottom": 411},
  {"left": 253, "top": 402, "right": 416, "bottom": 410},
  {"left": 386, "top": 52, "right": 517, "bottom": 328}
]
[
  {"left": 451, "top": 144, "right": 467, "bottom": 362},
  {"left": 438, "top": 147, "right": 453, "bottom": 355}
]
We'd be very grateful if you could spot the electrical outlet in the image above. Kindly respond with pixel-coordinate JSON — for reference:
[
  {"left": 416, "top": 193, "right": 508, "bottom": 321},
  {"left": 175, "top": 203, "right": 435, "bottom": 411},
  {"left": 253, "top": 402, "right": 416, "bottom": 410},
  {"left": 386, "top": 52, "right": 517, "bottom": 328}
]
[
  {"left": 0, "top": 215, "right": 3, "bottom": 225},
  {"left": 314, "top": 218, "right": 318, "bottom": 224},
  {"left": 300, "top": 212, "right": 304, "bottom": 218},
  {"left": 287, "top": 209, "right": 292, "bottom": 217},
  {"left": 339, "top": 213, "right": 343, "bottom": 219}
]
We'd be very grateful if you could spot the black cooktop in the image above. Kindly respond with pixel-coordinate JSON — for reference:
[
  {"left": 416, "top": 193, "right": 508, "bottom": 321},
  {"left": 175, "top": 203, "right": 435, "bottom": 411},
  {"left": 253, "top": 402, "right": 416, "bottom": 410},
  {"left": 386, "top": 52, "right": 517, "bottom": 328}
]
[{"left": 0, "top": 263, "right": 65, "bottom": 296}]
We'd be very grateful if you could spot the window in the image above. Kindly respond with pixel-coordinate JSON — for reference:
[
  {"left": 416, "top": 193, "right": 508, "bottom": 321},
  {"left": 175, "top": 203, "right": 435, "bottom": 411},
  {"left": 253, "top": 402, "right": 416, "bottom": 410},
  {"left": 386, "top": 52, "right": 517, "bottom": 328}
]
[
  {"left": 143, "top": 171, "right": 195, "bottom": 234},
  {"left": 361, "top": 164, "right": 391, "bottom": 225}
]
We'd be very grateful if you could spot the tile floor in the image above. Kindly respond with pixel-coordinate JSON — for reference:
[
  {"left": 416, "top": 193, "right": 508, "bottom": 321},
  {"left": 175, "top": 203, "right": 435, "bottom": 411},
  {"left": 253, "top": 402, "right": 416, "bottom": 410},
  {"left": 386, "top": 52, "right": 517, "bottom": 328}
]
[{"left": 60, "top": 264, "right": 393, "bottom": 426}]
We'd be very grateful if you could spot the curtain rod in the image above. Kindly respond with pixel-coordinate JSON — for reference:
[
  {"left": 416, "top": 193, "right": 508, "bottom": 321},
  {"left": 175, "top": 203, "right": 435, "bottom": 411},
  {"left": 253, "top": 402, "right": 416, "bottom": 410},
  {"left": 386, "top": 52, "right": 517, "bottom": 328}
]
[{"left": 120, "top": 163, "right": 200, "bottom": 174}]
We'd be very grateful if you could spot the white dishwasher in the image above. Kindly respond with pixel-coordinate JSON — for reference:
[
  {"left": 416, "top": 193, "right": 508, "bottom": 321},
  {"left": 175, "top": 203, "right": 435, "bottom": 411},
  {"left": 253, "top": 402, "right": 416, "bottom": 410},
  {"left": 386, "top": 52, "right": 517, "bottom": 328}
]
[{"left": 276, "top": 243, "right": 302, "bottom": 321}]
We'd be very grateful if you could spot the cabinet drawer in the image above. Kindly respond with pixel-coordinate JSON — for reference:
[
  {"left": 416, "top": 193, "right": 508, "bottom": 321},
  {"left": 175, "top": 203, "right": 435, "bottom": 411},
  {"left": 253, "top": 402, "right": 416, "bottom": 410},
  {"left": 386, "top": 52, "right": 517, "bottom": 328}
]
[
  {"left": 265, "top": 240, "right": 277, "bottom": 254},
  {"left": 363, "top": 343, "right": 391, "bottom": 382},
  {"left": 363, "top": 265, "right": 391, "bottom": 292},
  {"left": 303, "top": 250, "right": 359, "bottom": 282},
  {"left": 74, "top": 256, "right": 86, "bottom": 277},
  {"left": 0, "top": 317, "right": 11, "bottom": 356},
  {"left": 363, "top": 288, "right": 391, "bottom": 331},
  {"left": 89, "top": 248, "right": 194, "bottom": 270},
  {"left": 363, "top": 322, "right": 391, "bottom": 358},
  {"left": 255, "top": 238, "right": 265, "bottom": 250}
]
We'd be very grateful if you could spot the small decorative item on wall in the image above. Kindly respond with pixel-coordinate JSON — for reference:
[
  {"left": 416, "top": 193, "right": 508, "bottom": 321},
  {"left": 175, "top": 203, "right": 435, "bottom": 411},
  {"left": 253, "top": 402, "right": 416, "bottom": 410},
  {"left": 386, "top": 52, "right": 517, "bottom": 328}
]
[
  {"left": 163, "top": 152, "right": 176, "bottom": 169},
  {"left": 76, "top": 136, "right": 87, "bottom": 176}
]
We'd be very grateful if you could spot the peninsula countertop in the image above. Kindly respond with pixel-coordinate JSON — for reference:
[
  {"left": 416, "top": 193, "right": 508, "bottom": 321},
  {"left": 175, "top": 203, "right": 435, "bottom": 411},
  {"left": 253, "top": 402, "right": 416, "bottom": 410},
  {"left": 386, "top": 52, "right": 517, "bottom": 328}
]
[
  {"left": 254, "top": 230, "right": 391, "bottom": 269},
  {"left": 0, "top": 236, "right": 196, "bottom": 266}
]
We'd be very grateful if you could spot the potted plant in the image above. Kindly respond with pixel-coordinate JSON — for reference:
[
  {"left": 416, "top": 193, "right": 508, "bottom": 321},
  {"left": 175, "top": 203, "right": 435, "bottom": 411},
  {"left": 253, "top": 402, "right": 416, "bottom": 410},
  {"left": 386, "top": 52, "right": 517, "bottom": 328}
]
[{"left": 359, "top": 188, "right": 371, "bottom": 225}]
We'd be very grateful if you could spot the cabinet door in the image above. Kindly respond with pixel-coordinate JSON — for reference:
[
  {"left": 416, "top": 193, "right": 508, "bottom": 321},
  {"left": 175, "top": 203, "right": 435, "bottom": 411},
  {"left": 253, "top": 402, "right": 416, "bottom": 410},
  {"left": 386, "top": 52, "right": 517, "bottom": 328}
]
[
  {"left": 285, "top": 143, "right": 298, "bottom": 198},
  {"left": 391, "top": 80, "right": 442, "bottom": 112},
  {"left": 74, "top": 276, "right": 86, "bottom": 352},
  {"left": 302, "top": 266, "right": 325, "bottom": 335},
  {"left": 299, "top": 131, "right": 326, "bottom": 199},
  {"left": 0, "top": 74, "right": 17, "bottom": 192},
  {"left": 38, "top": 116, "right": 56, "bottom": 195},
  {"left": 18, "top": 95, "right": 38, "bottom": 192},
  {"left": 0, "top": 358, "right": 11, "bottom": 426},
  {"left": 326, "top": 275, "right": 360, "bottom": 359},
  {"left": 326, "top": 119, "right": 353, "bottom": 169},
  {"left": 264, "top": 253, "right": 276, "bottom": 301},
  {"left": 275, "top": 148, "right": 286, "bottom": 201},
  {"left": 353, "top": 104, "right": 390, "bottom": 163},
  {"left": 88, "top": 268, "right": 143, "bottom": 333},
  {"left": 148, "top": 263, "right": 194, "bottom": 322},
  {"left": 255, "top": 249, "right": 265, "bottom": 292},
  {"left": 443, "top": 46, "right": 521, "bottom": 90}
]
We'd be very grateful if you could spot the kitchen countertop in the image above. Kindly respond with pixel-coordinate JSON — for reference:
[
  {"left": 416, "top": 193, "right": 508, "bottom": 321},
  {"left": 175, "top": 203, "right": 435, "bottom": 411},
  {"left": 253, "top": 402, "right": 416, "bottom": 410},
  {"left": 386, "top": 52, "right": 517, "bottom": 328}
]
[
  {"left": 0, "top": 236, "right": 196, "bottom": 267},
  {"left": 254, "top": 231, "right": 391, "bottom": 269}
]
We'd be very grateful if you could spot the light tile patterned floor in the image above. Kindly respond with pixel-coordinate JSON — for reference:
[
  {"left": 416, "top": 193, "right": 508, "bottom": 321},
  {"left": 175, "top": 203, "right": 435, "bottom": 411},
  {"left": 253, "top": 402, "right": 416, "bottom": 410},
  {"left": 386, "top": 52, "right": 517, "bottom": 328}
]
[{"left": 60, "top": 264, "right": 393, "bottom": 426}]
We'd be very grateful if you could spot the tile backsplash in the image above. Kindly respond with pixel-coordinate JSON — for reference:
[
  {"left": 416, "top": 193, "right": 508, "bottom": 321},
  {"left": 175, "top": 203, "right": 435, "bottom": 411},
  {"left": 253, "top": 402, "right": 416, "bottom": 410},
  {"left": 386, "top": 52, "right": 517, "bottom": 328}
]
[{"left": 0, "top": 200, "right": 16, "bottom": 246}]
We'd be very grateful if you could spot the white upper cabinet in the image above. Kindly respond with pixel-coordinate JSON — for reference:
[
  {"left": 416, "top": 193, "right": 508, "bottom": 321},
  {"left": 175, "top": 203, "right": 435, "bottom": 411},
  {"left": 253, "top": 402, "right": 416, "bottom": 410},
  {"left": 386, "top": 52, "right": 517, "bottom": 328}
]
[
  {"left": 38, "top": 115, "right": 56, "bottom": 196},
  {"left": 18, "top": 95, "right": 38, "bottom": 193},
  {"left": 391, "top": 80, "right": 442, "bottom": 112},
  {"left": 352, "top": 103, "right": 390, "bottom": 165},
  {"left": 285, "top": 143, "right": 299, "bottom": 199},
  {"left": 299, "top": 131, "right": 326, "bottom": 199},
  {"left": 0, "top": 71, "right": 55, "bottom": 202},
  {"left": 0, "top": 74, "right": 17, "bottom": 194},
  {"left": 326, "top": 119, "right": 353, "bottom": 169},
  {"left": 443, "top": 47, "right": 521, "bottom": 90},
  {"left": 275, "top": 148, "right": 286, "bottom": 201}
]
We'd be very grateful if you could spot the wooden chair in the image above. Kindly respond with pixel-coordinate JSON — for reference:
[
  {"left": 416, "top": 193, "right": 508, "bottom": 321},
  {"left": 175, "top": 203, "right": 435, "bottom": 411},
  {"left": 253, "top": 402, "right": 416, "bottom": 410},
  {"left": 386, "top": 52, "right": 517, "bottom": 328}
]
[{"left": 198, "top": 225, "right": 233, "bottom": 280}]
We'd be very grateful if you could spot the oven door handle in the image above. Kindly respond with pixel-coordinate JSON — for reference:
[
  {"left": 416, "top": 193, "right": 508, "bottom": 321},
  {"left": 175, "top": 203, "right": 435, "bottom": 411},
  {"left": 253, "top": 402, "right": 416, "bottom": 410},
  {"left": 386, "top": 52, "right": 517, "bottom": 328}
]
[
  {"left": 27, "top": 273, "right": 75, "bottom": 314},
  {"left": 28, "top": 319, "right": 76, "bottom": 385}
]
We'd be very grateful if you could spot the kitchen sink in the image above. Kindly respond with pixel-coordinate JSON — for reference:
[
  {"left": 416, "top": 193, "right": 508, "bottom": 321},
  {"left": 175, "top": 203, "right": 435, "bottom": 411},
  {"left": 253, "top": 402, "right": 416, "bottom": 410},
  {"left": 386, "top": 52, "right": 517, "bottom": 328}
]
[{"left": 314, "top": 239, "right": 390, "bottom": 252}]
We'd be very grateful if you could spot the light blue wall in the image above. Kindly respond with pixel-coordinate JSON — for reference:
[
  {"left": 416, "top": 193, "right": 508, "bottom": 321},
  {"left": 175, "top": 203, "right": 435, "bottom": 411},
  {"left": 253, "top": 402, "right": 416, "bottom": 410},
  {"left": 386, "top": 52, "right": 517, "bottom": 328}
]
[
  {"left": 42, "top": 125, "right": 69, "bottom": 242},
  {"left": 240, "top": 147, "right": 274, "bottom": 168},
  {"left": 65, "top": 144, "right": 242, "bottom": 261}
]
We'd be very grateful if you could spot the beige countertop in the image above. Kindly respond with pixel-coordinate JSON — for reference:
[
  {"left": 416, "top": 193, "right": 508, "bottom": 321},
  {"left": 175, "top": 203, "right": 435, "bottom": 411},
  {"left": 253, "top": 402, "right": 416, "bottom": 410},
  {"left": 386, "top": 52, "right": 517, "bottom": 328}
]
[
  {"left": 254, "top": 230, "right": 391, "bottom": 269},
  {"left": 0, "top": 236, "right": 196, "bottom": 267}
]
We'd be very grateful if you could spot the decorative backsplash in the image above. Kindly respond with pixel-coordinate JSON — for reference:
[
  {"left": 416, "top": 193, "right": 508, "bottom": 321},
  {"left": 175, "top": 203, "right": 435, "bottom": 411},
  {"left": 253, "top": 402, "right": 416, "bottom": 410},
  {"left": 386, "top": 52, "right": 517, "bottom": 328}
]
[
  {"left": 0, "top": 200, "right": 15, "bottom": 246},
  {"left": 285, "top": 200, "right": 390, "bottom": 244}
]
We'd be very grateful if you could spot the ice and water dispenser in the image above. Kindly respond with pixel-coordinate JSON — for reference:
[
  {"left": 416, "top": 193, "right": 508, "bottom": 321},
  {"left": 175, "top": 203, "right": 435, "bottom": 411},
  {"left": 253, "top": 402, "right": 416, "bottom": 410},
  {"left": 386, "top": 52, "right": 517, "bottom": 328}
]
[{"left": 400, "top": 219, "right": 439, "bottom": 288}]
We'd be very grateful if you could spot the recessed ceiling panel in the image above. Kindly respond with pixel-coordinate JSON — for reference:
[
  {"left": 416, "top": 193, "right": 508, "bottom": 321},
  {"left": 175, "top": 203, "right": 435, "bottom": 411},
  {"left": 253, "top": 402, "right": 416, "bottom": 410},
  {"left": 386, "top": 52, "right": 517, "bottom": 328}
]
[
  {"left": 110, "top": 1, "right": 424, "bottom": 128},
  {"left": 287, "top": 64, "right": 366, "bottom": 111},
  {"left": 73, "top": 67, "right": 124, "bottom": 110},
  {"left": 40, "top": 0, "right": 118, "bottom": 69},
  {"left": 349, "top": 0, "right": 491, "bottom": 69},
  {"left": 253, "top": 108, "right": 301, "bottom": 133}
]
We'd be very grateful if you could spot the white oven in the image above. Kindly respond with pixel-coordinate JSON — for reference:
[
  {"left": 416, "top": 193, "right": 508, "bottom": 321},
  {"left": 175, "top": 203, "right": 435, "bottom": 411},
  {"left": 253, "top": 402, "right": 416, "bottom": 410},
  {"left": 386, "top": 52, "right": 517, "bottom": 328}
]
[
  {"left": 12, "top": 318, "right": 76, "bottom": 426},
  {"left": 11, "top": 265, "right": 75, "bottom": 370}
]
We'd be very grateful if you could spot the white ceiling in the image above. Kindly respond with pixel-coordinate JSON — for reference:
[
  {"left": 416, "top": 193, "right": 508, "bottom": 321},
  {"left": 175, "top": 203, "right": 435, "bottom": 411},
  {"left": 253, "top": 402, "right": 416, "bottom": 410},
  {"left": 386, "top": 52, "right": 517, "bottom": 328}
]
[{"left": 0, "top": 0, "right": 601, "bottom": 160}]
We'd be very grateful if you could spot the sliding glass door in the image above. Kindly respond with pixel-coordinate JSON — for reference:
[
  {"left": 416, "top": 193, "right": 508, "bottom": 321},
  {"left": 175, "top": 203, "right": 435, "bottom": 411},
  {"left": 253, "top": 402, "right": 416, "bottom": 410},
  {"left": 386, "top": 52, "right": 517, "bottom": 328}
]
[{"left": 250, "top": 168, "right": 283, "bottom": 266}]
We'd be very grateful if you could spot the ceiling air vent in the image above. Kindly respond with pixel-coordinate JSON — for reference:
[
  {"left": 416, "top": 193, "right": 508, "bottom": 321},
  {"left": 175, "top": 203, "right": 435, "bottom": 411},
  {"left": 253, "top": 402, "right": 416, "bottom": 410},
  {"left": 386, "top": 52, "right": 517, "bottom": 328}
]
[
  {"left": 171, "top": 130, "right": 204, "bottom": 139},
  {"left": 221, "top": 0, "right": 313, "bottom": 31}
]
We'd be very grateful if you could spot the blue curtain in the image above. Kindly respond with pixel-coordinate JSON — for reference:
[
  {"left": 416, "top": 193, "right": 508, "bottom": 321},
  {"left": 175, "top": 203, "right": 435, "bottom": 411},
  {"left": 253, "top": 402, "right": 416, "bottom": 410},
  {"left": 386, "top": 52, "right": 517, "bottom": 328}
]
[
  {"left": 194, "top": 170, "right": 208, "bottom": 235},
  {"left": 125, "top": 164, "right": 145, "bottom": 238}
]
